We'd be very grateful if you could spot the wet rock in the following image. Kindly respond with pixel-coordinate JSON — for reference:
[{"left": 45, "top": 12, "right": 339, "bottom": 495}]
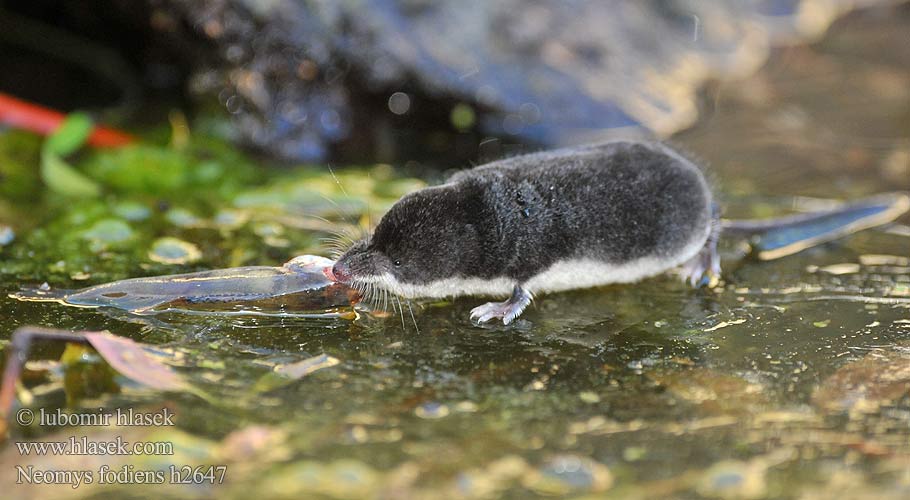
[
  {"left": 155, "top": 0, "right": 880, "bottom": 161},
  {"left": 165, "top": 207, "right": 203, "bottom": 228},
  {"left": 456, "top": 455, "right": 529, "bottom": 498},
  {"left": 797, "top": 469, "right": 910, "bottom": 500},
  {"left": 414, "top": 401, "right": 450, "bottom": 419},
  {"left": 812, "top": 343, "right": 910, "bottom": 414},
  {"left": 265, "top": 459, "right": 379, "bottom": 499},
  {"left": 80, "top": 218, "right": 135, "bottom": 248},
  {"left": 696, "top": 459, "right": 767, "bottom": 499},
  {"left": 216, "top": 425, "right": 291, "bottom": 463},
  {"left": 649, "top": 368, "right": 768, "bottom": 415},
  {"left": 521, "top": 454, "right": 613, "bottom": 495},
  {"left": 148, "top": 237, "right": 203, "bottom": 264},
  {"left": 112, "top": 201, "right": 151, "bottom": 221},
  {"left": 213, "top": 209, "right": 250, "bottom": 230},
  {"left": 0, "top": 224, "right": 14, "bottom": 246}
]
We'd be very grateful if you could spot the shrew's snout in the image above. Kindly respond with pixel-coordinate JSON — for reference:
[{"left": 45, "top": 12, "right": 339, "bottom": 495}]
[{"left": 330, "top": 260, "right": 353, "bottom": 283}]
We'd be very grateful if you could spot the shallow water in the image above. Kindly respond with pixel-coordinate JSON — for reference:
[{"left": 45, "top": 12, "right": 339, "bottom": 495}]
[{"left": 2, "top": 6, "right": 910, "bottom": 500}]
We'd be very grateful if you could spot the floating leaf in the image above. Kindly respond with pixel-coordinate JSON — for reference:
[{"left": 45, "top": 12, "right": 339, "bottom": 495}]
[
  {"left": 84, "top": 331, "right": 188, "bottom": 392},
  {"left": 273, "top": 353, "right": 341, "bottom": 379},
  {"left": 254, "top": 354, "right": 340, "bottom": 392}
]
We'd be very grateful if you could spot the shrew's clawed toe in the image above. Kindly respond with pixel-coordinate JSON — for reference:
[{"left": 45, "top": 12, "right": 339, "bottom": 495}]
[
  {"left": 470, "top": 286, "right": 533, "bottom": 325},
  {"left": 680, "top": 221, "right": 721, "bottom": 288}
]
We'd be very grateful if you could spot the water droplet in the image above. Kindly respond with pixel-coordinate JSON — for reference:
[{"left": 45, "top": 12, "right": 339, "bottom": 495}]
[
  {"left": 225, "top": 95, "right": 243, "bottom": 114},
  {"left": 502, "top": 114, "right": 524, "bottom": 135},
  {"left": 320, "top": 109, "right": 341, "bottom": 133},
  {"left": 519, "top": 102, "right": 541, "bottom": 123},
  {"left": 387, "top": 92, "right": 411, "bottom": 115}
]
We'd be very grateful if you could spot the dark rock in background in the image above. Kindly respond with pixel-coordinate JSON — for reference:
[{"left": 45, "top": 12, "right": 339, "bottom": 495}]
[{"left": 0, "top": 0, "right": 895, "bottom": 164}]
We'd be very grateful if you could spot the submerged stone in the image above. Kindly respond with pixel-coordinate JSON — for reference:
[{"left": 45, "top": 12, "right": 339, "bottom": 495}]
[
  {"left": 696, "top": 459, "right": 767, "bottom": 499},
  {"left": 456, "top": 455, "right": 529, "bottom": 498},
  {"left": 80, "top": 219, "right": 135, "bottom": 245},
  {"left": 112, "top": 201, "right": 152, "bottom": 221},
  {"left": 812, "top": 342, "right": 910, "bottom": 414},
  {"left": 165, "top": 208, "right": 202, "bottom": 228},
  {"left": 414, "top": 402, "right": 450, "bottom": 419},
  {"left": 213, "top": 209, "right": 249, "bottom": 229},
  {"left": 0, "top": 225, "right": 14, "bottom": 246},
  {"left": 265, "top": 459, "right": 379, "bottom": 499},
  {"left": 522, "top": 454, "right": 613, "bottom": 495},
  {"left": 148, "top": 237, "right": 203, "bottom": 265}
]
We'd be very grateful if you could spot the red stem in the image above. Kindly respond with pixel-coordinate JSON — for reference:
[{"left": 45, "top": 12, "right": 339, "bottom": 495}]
[{"left": 0, "top": 92, "right": 134, "bottom": 147}]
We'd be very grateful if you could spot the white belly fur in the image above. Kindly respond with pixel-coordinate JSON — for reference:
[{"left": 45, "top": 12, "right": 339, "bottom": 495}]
[
  {"left": 526, "top": 251, "right": 688, "bottom": 294},
  {"left": 368, "top": 229, "right": 710, "bottom": 299}
]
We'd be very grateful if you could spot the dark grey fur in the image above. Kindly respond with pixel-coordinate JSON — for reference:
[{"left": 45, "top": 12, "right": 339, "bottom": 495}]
[
  {"left": 333, "top": 141, "right": 713, "bottom": 287},
  {"left": 331, "top": 141, "right": 909, "bottom": 324}
]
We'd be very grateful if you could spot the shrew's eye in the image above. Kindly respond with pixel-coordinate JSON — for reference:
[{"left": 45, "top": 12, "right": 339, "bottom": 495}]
[{"left": 393, "top": 259, "right": 402, "bottom": 267}]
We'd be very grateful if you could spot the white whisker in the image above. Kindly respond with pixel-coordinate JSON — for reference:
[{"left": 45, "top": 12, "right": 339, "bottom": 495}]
[
  {"left": 407, "top": 300, "right": 420, "bottom": 334},
  {"left": 395, "top": 296, "right": 406, "bottom": 331}
]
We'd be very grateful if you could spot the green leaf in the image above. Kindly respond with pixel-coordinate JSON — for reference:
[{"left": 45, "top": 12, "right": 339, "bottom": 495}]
[
  {"left": 41, "top": 150, "right": 101, "bottom": 197},
  {"left": 45, "top": 113, "right": 93, "bottom": 156},
  {"left": 253, "top": 354, "right": 341, "bottom": 392},
  {"left": 40, "top": 113, "right": 101, "bottom": 197}
]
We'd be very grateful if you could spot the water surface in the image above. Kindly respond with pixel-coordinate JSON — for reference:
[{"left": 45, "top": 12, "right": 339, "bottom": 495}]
[{"left": 1, "top": 6, "right": 909, "bottom": 499}]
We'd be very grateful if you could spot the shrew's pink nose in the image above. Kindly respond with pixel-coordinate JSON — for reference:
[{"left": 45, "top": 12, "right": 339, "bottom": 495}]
[{"left": 331, "top": 261, "right": 351, "bottom": 283}]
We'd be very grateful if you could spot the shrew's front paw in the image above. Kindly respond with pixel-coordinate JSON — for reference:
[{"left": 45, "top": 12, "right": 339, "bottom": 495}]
[
  {"left": 470, "top": 301, "right": 518, "bottom": 325},
  {"left": 469, "top": 286, "right": 533, "bottom": 325}
]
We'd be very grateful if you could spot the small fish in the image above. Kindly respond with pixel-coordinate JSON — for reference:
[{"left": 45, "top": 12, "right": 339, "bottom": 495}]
[{"left": 10, "top": 255, "right": 356, "bottom": 315}]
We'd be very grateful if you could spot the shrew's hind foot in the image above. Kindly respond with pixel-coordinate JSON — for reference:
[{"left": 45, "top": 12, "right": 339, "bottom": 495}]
[
  {"left": 680, "top": 223, "right": 721, "bottom": 288},
  {"left": 470, "top": 285, "right": 533, "bottom": 325}
]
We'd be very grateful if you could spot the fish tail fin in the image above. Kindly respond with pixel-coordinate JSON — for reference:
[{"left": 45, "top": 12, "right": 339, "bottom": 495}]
[
  {"left": 721, "top": 193, "right": 909, "bottom": 260},
  {"left": 8, "top": 285, "right": 72, "bottom": 303}
]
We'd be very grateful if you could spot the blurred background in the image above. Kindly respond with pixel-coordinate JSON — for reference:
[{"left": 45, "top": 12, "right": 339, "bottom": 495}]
[{"left": 2, "top": 0, "right": 906, "bottom": 167}]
